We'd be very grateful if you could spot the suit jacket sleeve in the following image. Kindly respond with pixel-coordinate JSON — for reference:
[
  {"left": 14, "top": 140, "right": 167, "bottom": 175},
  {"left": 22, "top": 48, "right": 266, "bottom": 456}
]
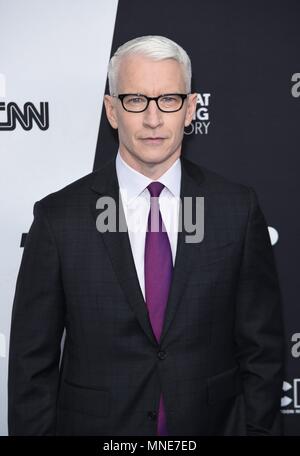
[
  {"left": 8, "top": 200, "right": 65, "bottom": 435},
  {"left": 235, "top": 186, "right": 285, "bottom": 436}
]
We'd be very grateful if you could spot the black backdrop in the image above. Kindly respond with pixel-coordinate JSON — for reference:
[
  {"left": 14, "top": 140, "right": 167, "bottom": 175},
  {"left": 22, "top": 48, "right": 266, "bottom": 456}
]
[{"left": 94, "top": 0, "right": 300, "bottom": 435}]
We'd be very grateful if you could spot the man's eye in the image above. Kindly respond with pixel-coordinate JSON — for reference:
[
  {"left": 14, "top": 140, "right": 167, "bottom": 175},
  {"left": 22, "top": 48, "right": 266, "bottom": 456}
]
[
  {"left": 161, "top": 97, "right": 176, "bottom": 103},
  {"left": 128, "top": 97, "right": 144, "bottom": 104}
]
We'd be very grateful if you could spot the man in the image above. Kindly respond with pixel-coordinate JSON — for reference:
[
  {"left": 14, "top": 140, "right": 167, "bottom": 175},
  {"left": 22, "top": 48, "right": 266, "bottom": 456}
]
[{"left": 8, "top": 35, "right": 284, "bottom": 436}]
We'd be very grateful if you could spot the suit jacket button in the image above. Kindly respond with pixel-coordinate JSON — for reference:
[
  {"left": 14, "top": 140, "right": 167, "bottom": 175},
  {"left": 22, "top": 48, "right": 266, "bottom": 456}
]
[
  {"left": 147, "top": 411, "right": 157, "bottom": 420},
  {"left": 157, "top": 350, "right": 167, "bottom": 360}
]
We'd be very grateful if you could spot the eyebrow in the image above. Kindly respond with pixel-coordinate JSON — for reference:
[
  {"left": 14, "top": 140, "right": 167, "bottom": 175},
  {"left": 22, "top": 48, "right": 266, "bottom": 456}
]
[{"left": 120, "top": 91, "right": 183, "bottom": 95}]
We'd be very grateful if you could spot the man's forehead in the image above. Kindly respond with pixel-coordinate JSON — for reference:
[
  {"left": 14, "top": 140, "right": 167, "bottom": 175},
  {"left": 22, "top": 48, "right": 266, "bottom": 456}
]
[
  {"left": 117, "top": 55, "right": 186, "bottom": 93},
  {"left": 120, "top": 84, "right": 184, "bottom": 93},
  {"left": 118, "top": 84, "right": 186, "bottom": 96}
]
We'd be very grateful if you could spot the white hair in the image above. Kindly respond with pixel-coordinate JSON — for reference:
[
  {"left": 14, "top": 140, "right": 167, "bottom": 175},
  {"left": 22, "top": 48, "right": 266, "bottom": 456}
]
[{"left": 107, "top": 35, "right": 192, "bottom": 95}]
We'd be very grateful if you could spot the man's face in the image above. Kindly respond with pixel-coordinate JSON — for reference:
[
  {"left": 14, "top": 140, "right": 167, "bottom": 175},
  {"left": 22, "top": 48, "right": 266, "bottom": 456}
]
[{"left": 104, "top": 54, "right": 197, "bottom": 173}]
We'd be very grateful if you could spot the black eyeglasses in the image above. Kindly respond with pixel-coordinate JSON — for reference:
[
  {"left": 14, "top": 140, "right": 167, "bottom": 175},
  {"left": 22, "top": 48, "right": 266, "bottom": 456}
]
[{"left": 112, "top": 93, "right": 189, "bottom": 113}]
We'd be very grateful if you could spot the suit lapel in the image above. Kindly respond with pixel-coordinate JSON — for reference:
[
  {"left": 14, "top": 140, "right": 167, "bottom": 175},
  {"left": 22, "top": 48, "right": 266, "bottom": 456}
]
[
  {"left": 159, "top": 157, "right": 207, "bottom": 344},
  {"left": 89, "top": 156, "right": 209, "bottom": 347},
  {"left": 90, "top": 158, "right": 157, "bottom": 346}
]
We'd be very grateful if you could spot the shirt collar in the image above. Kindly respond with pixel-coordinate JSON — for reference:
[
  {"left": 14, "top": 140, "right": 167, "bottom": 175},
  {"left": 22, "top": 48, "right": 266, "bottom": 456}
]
[{"left": 115, "top": 149, "right": 181, "bottom": 205}]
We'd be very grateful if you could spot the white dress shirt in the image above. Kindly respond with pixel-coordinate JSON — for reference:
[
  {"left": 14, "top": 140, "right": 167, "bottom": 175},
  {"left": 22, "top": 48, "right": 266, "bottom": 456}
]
[{"left": 115, "top": 150, "right": 181, "bottom": 301}]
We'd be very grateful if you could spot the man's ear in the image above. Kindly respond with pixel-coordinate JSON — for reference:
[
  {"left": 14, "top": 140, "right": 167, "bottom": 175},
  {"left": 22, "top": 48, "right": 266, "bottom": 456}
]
[
  {"left": 184, "top": 92, "right": 197, "bottom": 127},
  {"left": 104, "top": 95, "right": 118, "bottom": 129}
]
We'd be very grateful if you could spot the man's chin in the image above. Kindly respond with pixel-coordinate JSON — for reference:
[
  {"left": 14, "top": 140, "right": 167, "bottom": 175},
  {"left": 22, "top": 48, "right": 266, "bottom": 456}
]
[
  {"left": 137, "top": 146, "right": 176, "bottom": 161},
  {"left": 138, "top": 152, "right": 173, "bottom": 166},
  {"left": 121, "top": 146, "right": 179, "bottom": 167}
]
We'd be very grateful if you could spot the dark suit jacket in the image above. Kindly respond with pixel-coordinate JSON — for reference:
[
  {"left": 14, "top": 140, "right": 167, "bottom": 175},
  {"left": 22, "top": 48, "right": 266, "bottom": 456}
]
[{"left": 8, "top": 156, "right": 285, "bottom": 436}]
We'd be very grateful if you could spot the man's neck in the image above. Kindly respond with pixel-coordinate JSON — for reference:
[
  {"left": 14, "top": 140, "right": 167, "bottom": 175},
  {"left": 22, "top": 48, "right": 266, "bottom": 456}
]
[{"left": 119, "top": 149, "right": 181, "bottom": 180}]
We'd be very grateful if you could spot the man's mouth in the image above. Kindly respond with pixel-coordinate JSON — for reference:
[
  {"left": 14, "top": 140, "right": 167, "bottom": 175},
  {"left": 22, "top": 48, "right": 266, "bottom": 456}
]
[{"left": 140, "top": 137, "right": 166, "bottom": 145}]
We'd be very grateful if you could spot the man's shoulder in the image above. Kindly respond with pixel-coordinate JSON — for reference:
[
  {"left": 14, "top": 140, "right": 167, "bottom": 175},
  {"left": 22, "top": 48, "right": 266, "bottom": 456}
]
[
  {"left": 36, "top": 159, "right": 115, "bottom": 210},
  {"left": 182, "top": 156, "right": 250, "bottom": 196},
  {"left": 35, "top": 156, "right": 252, "bottom": 215}
]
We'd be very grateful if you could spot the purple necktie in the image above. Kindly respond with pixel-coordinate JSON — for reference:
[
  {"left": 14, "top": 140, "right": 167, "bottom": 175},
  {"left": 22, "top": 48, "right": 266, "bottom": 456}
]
[{"left": 144, "top": 181, "right": 173, "bottom": 436}]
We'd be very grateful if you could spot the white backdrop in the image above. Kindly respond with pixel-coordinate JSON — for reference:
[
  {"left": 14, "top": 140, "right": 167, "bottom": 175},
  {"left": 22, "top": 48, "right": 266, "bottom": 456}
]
[{"left": 0, "top": 0, "right": 118, "bottom": 435}]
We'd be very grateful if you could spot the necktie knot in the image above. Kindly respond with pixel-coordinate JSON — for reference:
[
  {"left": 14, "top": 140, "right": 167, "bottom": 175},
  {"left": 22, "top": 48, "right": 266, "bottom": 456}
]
[{"left": 147, "top": 181, "right": 165, "bottom": 198}]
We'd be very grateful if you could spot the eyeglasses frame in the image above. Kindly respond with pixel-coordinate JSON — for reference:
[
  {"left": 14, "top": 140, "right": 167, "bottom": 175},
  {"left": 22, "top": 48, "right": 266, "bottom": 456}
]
[{"left": 111, "top": 93, "right": 189, "bottom": 113}]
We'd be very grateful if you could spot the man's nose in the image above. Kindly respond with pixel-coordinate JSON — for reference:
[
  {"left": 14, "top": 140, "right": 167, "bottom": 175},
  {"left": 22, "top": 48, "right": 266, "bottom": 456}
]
[{"left": 142, "top": 99, "right": 163, "bottom": 128}]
